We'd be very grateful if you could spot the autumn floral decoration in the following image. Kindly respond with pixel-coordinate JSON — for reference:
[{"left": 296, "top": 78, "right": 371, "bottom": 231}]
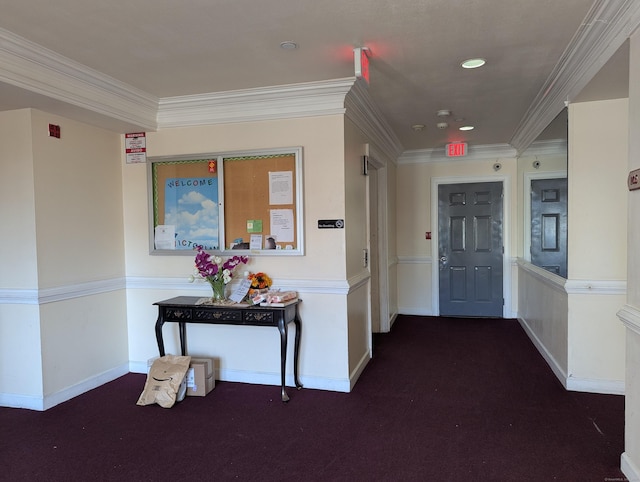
[{"left": 248, "top": 272, "right": 272, "bottom": 295}]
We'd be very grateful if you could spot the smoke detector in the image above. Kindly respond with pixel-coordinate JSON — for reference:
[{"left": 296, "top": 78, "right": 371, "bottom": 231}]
[{"left": 437, "top": 122, "right": 449, "bottom": 130}]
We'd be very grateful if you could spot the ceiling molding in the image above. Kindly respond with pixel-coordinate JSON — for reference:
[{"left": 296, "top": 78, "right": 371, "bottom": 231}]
[
  {"left": 398, "top": 143, "right": 517, "bottom": 165},
  {"left": 344, "top": 79, "right": 404, "bottom": 165},
  {"left": 517, "top": 139, "right": 568, "bottom": 158},
  {"left": 617, "top": 304, "right": 640, "bottom": 336},
  {"left": 0, "top": 28, "right": 158, "bottom": 130},
  {"left": 156, "top": 78, "right": 355, "bottom": 128},
  {"left": 510, "top": 0, "right": 640, "bottom": 154}
]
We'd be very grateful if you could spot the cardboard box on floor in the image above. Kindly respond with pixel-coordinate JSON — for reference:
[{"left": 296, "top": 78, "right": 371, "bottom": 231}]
[{"left": 186, "top": 357, "right": 215, "bottom": 396}]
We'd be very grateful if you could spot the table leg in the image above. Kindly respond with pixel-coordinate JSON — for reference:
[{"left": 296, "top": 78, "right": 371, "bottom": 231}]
[
  {"left": 278, "top": 319, "right": 289, "bottom": 402},
  {"left": 178, "top": 322, "right": 187, "bottom": 355},
  {"left": 293, "top": 317, "right": 303, "bottom": 389},
  {"left": 155, "top": 313, "right": 166, "bottom": 356}
]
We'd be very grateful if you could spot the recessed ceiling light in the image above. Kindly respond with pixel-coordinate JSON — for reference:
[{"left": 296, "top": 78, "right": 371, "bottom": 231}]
[
  {"left": 461, "top": 58, "right": 486, "bottom": 69},
  {"left": 280, "top": 41, "right": 298, "bottom": 50},
  {"left": 411, "top": 124, "right": 425, "bottom": 132},
  {"left": 459, "top": 125, "right": 475, "bottom": 131}
]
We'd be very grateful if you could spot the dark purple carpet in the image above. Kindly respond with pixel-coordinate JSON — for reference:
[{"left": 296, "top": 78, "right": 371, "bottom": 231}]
[{"left": 0, "top": 316, "right": 626, "bottom": 481}]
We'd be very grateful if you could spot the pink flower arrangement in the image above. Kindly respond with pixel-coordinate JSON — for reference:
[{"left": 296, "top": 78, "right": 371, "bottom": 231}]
[
  {"left": 190, "top": 245, "right": 248, "bottom": 301},
  {"left": 192, "top": 245, "right": 248, "bottom": 284}
]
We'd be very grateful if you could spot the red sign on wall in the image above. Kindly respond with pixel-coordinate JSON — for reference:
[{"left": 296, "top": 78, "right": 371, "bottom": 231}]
[{"left": 446, "top": 142, "right": 467, "bottom": 157}]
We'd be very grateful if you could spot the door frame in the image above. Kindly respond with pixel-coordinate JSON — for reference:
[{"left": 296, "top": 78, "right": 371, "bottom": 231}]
[
  {"left": 367, "top": 146, "right": 392, "bottom": 333},
  {"left": 431, "top": 175, "right": 512, "bottom": 318}
]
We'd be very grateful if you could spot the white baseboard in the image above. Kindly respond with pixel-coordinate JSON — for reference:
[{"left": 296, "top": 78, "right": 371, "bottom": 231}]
[
  {"left": 0, "top": 392, "right": 45, "bottom": 411},
  {"left": 519, "top": 317, "right": 625, "bottom": 395},
  {"left": 566, "top": 376, "right": 625, "bottom": 395},
  {"left": 0, "top": 363, "right": 129, "bottom": 411},
  {"left": 397, "top": 307, "right": 434, "bottom": 316},
  {"left": 518, "top": 317, "right": 568, "bottom": 389},
  {"left": 129, "top": 361, "right": 146, "bottom": 374},
  {"left": 130, "top": 360, "right": 352, "bottom": 393},
  {"left": 622, "top": 452, "right": 640, "bottom": 482},
  {"left": 349, "top": 349, "right": 371, "bottom": 391}
]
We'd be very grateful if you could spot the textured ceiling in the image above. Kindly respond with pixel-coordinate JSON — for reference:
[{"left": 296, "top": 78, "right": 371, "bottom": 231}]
[{"left": 0, "top": 0, "right": 630, "bottom": 152}]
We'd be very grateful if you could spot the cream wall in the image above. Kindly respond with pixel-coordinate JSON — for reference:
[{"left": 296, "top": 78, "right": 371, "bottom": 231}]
[
  {"left": 0, "top": 110, "right": 37, "bottom": 288},
  {"left": 30, "top": 110, "right": 126, "bottom": 287},
  {"left": 0, "top": 110, "right": 43, "bottom": 404},
  {"left": 566, "top": 99, "right": 627, "bottom": 392},
  {"left": 568, "top": 100, "right": 628, "bottom": 280},
  {"left": 0, "top": 109, "right": 128, "bottom": 410},
  {"left": 344, "top": 118, "right": 372, "bottom": 379},
  {"left": 124, "top": 115, "right": 369, "bottom": 392}
]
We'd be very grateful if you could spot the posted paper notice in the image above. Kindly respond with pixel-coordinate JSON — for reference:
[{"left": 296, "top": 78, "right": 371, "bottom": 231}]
[
  {"left": 269, "top": 209, "right": 294, "bottom": 243},
  {"left": 269, "top": 171, "right": 293, "bottom": 205}
]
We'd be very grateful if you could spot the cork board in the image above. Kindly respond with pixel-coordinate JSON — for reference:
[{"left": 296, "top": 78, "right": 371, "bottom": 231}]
[{"left": 223, "top": 153, "right": 297, "bottom": 250}]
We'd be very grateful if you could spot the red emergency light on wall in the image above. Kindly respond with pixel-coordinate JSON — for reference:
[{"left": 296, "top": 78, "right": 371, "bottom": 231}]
[{"left": 446, "top": 142, "right": 467, "bottom": 157}]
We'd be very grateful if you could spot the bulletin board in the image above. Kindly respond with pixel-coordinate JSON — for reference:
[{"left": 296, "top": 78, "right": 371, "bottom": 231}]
[
  {"left": 151, "top": 158, "right": 220, "bottom": 251},
  {"left": 148, "top": 147, "right": 304, "bottom": 255},
  {"left": 223, "top": 153, "right": 297, "bottom": 251}
]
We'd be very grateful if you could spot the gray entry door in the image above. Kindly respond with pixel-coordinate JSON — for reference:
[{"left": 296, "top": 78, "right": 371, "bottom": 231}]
[
  {"left": 438, "top": 182, "right": 504, "bottom": 317},
  {"left": 530, "top": 178, "right": 568, "bottom": 278}
]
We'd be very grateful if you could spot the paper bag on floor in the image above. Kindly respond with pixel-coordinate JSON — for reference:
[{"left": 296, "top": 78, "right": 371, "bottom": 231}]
[{"left": 137, "top": 355, "right": 191, "bottom": 408}]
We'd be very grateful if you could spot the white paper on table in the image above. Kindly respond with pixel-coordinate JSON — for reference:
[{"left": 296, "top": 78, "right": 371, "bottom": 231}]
[
  {"left": 268, "top": 171, "right": 293, "bottom": 205},
  {"left": 154, "top": 225, "right": 175, "bottom": 249},
  {"left": 230, "top": 278, "right": 252, "bottom": 303},
  {"left": 269, "top": 209, "right": 294, "bottom": 243}
]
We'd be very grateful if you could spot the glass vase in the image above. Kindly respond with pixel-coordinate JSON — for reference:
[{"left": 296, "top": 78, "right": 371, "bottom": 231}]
[{"left": 208, "top": 277, "right": 227, "bottom": 302}]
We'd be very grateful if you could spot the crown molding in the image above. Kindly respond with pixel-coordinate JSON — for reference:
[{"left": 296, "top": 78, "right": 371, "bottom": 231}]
[
  {"left": 510, "top": 0, "right": 640, "bottom": 154},
  {"left": 344, "top": 79, "right": 404, "bottom": 164},
  {"left": 516, "top": 139, "right": 568, "bottom": 158},
  {"left": 157, "top": 78, "right": 355, "bottom": 128},
  {"left": 0, "top": 28, "right": 158, "bottom": 130},
  {"left": 398, "top": 143, "right": 516, "bottom": 164},
  {"left": 617, "top": 304, "right": 640, "bottom": 336}
]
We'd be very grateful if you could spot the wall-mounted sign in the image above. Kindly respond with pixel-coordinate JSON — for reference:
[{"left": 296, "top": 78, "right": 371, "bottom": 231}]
[
  {"left": 629, "top": 168, "right": 640, "bottom": 191},
  {"left": 318, "top": 219, "right": 344, "bottom": 229},
  {"left": 125, "top": 132, "right": 146, "bottom": 164},
  {"left": 446, "top": 142, "right": 467, "bottom": 157}
]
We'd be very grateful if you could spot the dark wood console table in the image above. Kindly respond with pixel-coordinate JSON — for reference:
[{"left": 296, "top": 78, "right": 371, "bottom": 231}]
[{"left": 154, "top": 296, "right": 302, "bottom": 402}]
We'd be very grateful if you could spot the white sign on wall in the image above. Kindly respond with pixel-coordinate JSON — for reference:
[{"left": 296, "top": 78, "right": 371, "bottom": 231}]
[{"left": 125, "top": 132, "right": 146, "bottom": 164}]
